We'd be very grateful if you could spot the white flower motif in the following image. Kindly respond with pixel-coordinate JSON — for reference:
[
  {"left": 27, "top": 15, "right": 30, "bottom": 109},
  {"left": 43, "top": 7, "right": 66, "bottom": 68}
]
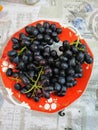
[
  {"left": 47, "top": 98, "right": 53, "bottom": 103},
  {"left": 51, "top": 103, "right": 57, "bottom": 110},
  {"left": 1, "top": 60, "right": 14, "bottom": 72},
  {"left": 2, "top": 61, "right": 8, "bottom": 66},
  {"left": 1, "top": 61, "right": 9, "bottom": 72},
  {"left": 8, "top": 64, "right": 14, "bottom": 69},
  {"left": 44, "top": 103, "right": 50, "bottom": 110},
  {"left": 40, "top": 98, "right": 57, "bottom": 111}
]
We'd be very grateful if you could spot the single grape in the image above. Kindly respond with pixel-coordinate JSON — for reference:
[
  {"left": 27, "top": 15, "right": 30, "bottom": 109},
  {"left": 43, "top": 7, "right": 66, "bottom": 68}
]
[
  {"left": 14, "top": 83, "right": 22, "bottom": 90},
  {"left": 6, "top": 68, "right": 13, "bottom": 76}
]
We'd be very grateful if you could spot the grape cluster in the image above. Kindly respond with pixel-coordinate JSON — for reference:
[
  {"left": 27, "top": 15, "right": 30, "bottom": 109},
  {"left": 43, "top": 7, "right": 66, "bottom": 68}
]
[{"left": 6, "top": 21, "right": 93, "bottom": 102}]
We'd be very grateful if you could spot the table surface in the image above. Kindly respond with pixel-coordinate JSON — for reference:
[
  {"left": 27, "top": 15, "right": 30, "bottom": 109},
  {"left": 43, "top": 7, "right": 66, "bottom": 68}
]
[{"left": 0, "top": 0, "right": 98, "bottom": 130}]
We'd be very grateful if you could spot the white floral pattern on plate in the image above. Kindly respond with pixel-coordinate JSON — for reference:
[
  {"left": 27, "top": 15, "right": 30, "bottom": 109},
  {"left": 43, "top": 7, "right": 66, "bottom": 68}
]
[
  {"left": 1, "top": 60, "right": 14, "bottom": 72},
  {"left": 39, "top": 98, "right": 58, "bottom": 111}
]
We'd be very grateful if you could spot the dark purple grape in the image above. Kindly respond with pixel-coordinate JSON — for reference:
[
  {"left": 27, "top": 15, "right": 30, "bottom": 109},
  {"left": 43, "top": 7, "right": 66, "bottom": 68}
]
[
  {"left": 41, "top": 78, "right": 50, "bottom": 86},
  {"left": 59, "top": 46, "right": 64, "bottom": 52},
  {"left": 48, "top": 57, "right": 54, "bottom": 64},
  {"left": 44, "top": 86, "right": 54, "bottom": 92},
  {"left": 33, "top": 40, "right": 40, "bottom": 45},
  {"left": 13, "top": 72, "right": 19, "bottom": 78},
  {"left": 53, "top": 68, "right": 59, "bottom": 74},
  {"left": 40, "top": 74, "right": 46, "bottom": 80},
  {"left": 75, "top": 64, "right": 83, "bottom": 73},
  {"left": 73, "top": 79, "right": 77, "bottom": 86},
  {"left": 25, "top": 26, "right": 35, "bottom": 35},
  {"left": 28, "top": 55, "right": 33, "bottom": 62},
  {"left": 66, "top": 82, "right": 73, "bottom": 88},
  {"left": 36, "top": 23, "right": 42, "bottom": 29},
  {"left": 8, "top": 50, "right": 17, "bottom": 57},
  {"left": 34, "top": 55, "right": 43, "bottom": 62},
  {"left": 39, "top": 59, "right": 46, "bottom": 66},
  {"left": 44, "top": 35, "right": 51, "bottom": 42},
  {"left": 71, "top": 45, "right": 78, "bottom": 54},
  {"left": 14, "top": 83, "right": 22, "bottom": 90},
  {"left": 67, "top": 68, "right": 75, "bottom": 76},
  {"left": 38, "top": 45, "right": 44, "bottom": 51},
  {"left": 53, "top": 36, "right": 60, "bottom": 42},
  {"left": 22, "top": 54, "right": 28, "bottom": 63},
  {"left": 43, "top": 92, "right": 50, "bottom": 99},
  {"left": 66, "top": 76, "right": 74, "bottom": 82},
  {"left": 25, "top": 85, "right": 32, "bottom": 90},
  {"left": 59, "top": 70, "right": 66, "bottom": 77},
  {"left": 63, "top": 40, "right": 70, "bottom": 50},
  {"left": 41, "top": 41, "right": 47, "bottom": 46},
  {"left": 54, "top": 82, "right": 61, "bottom": 91},
  {"left": 27, "top": 63, "right": 38, "bottom": 71},
  {"left": 76, "top": 51, "right": 85, "bottom": 64},
  {"left": 21, "top": 40, "right": 31, "bottom": 47},
  {"left": 48, "top": 39, "right": 53, "bottom": 45},
  {"left": 19, "top": 33, "right": 30, "bottom": 41},
  {"left": 38, "top": 27, "right": 45, "bottom": 33},
  {"left": 12, "top": 37, "right": 20, "bottom": 44},
  {"left": 85, "top": 53, "right": 93, "bottom": 64},
  {"left": 51, "top": 32, "right": 57, "bottom": 37},
  {"left": 10, "top": 56, "right": 20, "bottom": 64},
  {"left": 25, "top": 50, "right": 32, "bottom": 56},
  {"left": 44, "top": 46, "right": 51, "bottom": 53},
  {"left": 61, "top": 85, "right": 67, "bottom": 92},
  {"left": 61, "top": 62, "right": 68, "bottom": 70},
  {"left": 58, "top": 77, "right": 66, "bottom": 85},
  {"left": 50, "top": 50, "right": 58, "bottom": 59},
  {"left": 52, "top": 77, "right": 58, "bottom": 83},
  {"left": 55, "top": 61, "right": 60, "bottom": 68},
  {"left": 17, "top": 61, "right": 26, "bottom": 70},
  {"left": 20, "top": 87, "right": 27, "bottom": 94},
  {"left": 43, "top": 52, "right": 50, "bottom": 58},
  {"left": 31, "top": 28, "right": 39, "bottom": 36},
  {"left": 78, "top": 43, "right": 86, "bottom": 51},
  {"left": 64, "top": 50, "right": 72, "bottom": 58},
  {"left": 75, "top": 73, "right": 83, "bottom": 78},
  {"left": 6, "top": 68, "right": 13, "bottom": 76},
  {"left": 45, "top": 29, "right": 52, "bottom": 34},
  {"left": 59, "top": 55, "right": 68, "bottom": 62},
  {"left": 26, "top": 92, "right": 32, "bottom": 98},
  {"left": 50, "top": 24, "right": 56, "bottom": 31},
  {"left": 36, "top": 34, "right": 43, "bottom": 40},
  {"left": 43, "top": 22, "right": 50, "bottom": 29},
  {"left": 57, "top": 91, "right": 66, "bottom": 96},
  {"left": 12, "top": 43, "right": 21, "bottom": 50},
  {"left": 56, "top": 28, "right": 62, "bottom": 34},
  {"left": 34, "top": 51, "right": 40, "bottom": 56},
  {"left": 68, "top": 57, "right": 76, "bottom": 67},
  {"left": 33, "top": 96, "right": 40, "bottom": 102},
  {"left": 28, "top": 70, "right": 35, "bottom": 77},
  {"left": 30, "top": 44, "right": 38, "bottom": 51},
  {"left": 44, "top": 68, "right": 52, "bottom": 75},
  {"left": 19, "top": 73, "right": 30, "bottom": 85}
]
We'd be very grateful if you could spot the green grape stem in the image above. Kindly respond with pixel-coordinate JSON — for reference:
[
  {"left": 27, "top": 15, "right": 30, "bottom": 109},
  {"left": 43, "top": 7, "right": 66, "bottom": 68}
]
[
  {"left": 75, "top": 36, "right": 80, "bottom": 47},
  {"left": 23, "top": 67, "right": 43, "bottom": 94},
  {"left": 18, "top": 46, "right": 27, "bottom": 55}
]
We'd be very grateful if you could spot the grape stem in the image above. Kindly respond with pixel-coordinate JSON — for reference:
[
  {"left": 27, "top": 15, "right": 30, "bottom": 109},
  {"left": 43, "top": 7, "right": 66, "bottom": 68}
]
[
  {"left": 9, "top": 77, "right": 21, "bottom": 83},
  {"left": 75, "top": 36, "right": 80, "bottom": 47},
  {"left": 23, "top": 67, "right": 43, "bottom": 95},
  {"left": 18, "top": 46, "right": 27, "bottom": 55}
]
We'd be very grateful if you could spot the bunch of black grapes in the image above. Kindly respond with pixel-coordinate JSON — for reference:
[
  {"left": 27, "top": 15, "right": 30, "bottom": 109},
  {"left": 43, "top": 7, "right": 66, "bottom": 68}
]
[{"left": 6, "top": 21, "right": 93, "bottom": 102}]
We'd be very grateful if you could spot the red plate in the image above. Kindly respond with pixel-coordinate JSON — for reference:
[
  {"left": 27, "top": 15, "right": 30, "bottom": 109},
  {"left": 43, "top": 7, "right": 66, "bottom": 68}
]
[{"left": 0, "top": 20, "right": 94, "bottom": 113}]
